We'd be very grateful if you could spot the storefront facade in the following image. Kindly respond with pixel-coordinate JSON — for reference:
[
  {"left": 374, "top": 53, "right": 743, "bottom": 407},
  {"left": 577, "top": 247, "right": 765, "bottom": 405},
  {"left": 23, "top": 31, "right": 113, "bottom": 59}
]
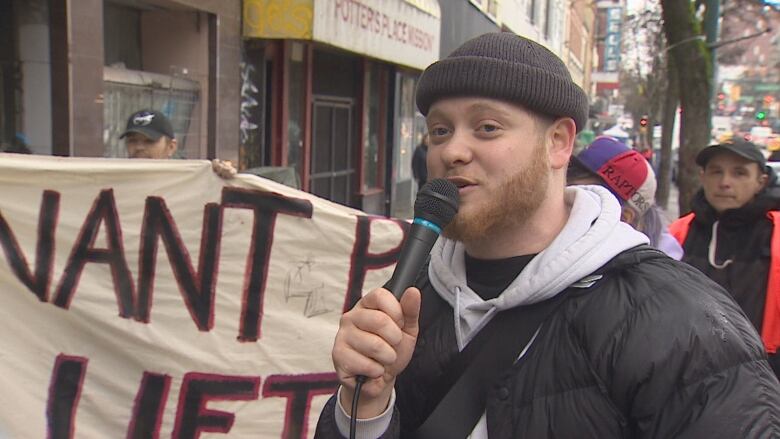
[
  {"left": 242, "top": 0, "right": 441, "bottom": 217},
  {"left": 438, "top": 1, "right": 501, "bottom": 58},
  {"left": 0, "top": 0, "right": 241, "bottom": 160}
]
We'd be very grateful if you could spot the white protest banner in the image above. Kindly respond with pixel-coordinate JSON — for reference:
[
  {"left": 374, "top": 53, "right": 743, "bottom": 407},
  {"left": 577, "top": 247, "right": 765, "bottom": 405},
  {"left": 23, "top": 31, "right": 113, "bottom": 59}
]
[{"left": 0, "top": 153, "right": 410, "bottom": 438}]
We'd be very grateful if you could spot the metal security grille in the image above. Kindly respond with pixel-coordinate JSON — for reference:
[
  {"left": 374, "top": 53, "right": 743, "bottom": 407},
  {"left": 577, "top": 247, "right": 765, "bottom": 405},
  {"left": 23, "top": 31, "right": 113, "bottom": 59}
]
[
  {"left": 103, "top": 66, "right": 200, "bottom": 158},
  {"left": 310, "top": 96, "right": 354, "bottom": 207}
]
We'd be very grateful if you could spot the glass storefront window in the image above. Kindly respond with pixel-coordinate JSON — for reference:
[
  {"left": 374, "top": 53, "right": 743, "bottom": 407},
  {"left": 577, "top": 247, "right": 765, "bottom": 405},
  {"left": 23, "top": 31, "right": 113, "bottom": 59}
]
[
  {"left": 363, "top": 63, "right": 382, "bottom": 190},
  {"left": 287, "top": 42, "right": 305, "bottom": 177},
  {"left": 2, "top": 0, "right": 53, "bottom": 155},
  {"left": 396, "top": 74, "right": 416, "bottom": 182},
  {"left": 103, "top": 67, "right": 200, "bottom": 158},
  {"left": 389, "top": 72, "right": 418, "bottom": 219}
]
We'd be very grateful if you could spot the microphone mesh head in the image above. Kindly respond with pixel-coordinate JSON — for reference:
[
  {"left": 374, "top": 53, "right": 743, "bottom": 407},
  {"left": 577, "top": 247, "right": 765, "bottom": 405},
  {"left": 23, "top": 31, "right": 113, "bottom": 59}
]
[{"left": 414, "top": 178, "right": 460, "bottom": 228}]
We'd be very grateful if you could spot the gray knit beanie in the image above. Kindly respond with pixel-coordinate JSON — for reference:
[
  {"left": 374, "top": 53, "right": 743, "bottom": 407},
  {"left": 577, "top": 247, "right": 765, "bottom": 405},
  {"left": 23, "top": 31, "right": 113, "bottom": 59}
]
[{"left": 416, "top": 32, "right": 589, "bottom": 132}]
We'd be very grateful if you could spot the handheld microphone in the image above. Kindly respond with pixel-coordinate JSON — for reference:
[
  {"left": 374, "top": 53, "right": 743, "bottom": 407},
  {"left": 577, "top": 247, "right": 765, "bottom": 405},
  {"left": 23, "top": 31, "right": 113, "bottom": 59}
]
[
  {"left": 350, "top": 179, "right": 458, "bottom": 439},
  {"left": 384, "top": 178, "right": 460, "bottom": 299}
]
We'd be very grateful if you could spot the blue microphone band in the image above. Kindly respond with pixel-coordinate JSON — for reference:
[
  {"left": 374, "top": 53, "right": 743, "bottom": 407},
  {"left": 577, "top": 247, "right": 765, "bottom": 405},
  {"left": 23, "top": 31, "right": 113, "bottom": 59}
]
[{"left": 413, "top": 217, "right": 442, "bottom": 235}]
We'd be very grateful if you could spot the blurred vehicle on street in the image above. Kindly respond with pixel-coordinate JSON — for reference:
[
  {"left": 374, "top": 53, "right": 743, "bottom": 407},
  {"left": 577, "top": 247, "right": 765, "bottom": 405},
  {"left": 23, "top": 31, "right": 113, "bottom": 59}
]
[
  {"left": 750, "top": 126, "right": 774, "bottom": 147},
  {"left": 711, "top": 116, "right": 733, "bottom": 143}
]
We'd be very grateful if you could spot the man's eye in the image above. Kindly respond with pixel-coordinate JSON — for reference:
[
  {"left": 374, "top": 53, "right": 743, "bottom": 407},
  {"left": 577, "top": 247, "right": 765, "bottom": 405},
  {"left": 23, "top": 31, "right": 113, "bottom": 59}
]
[
  {"left": 430, "top": 127, "right": 449, "bottom": 137},
  {"left": 478, "top": 124, "right": 500, "bottom": 133}
]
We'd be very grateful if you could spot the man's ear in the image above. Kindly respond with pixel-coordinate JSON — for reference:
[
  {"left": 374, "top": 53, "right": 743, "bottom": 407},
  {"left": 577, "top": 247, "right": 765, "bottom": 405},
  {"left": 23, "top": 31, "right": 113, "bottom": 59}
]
[
  {"left": 758, "top": 170, "right": 769, "bottom": 190},
  {"left": 547, "top": 118, "right": 577, "bottom": 170},
  {"left": 166, "top": 138, "right": 178, "bottom": 158}
]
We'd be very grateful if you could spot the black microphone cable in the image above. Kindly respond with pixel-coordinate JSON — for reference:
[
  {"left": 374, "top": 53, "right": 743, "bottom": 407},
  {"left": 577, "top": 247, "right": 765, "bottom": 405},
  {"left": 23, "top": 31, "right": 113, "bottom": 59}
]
[
  {"left": 348, "top": 179, "right": 459, "bottom": 439},
  {"left": 350, "top": 375, "right": 366, "bottom": 439}
]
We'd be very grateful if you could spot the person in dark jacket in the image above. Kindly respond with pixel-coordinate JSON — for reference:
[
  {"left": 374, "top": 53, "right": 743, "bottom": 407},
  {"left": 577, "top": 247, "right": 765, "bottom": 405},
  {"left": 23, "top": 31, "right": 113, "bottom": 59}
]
[
  {"left": 316, "top": 33, "right": 780, "bottom": 439},
  {"left": 411, "top": 134, "right": 428, "bottom": 188},
  {"left": 670, "top": 138, "right": 780, "bottom": 378}
]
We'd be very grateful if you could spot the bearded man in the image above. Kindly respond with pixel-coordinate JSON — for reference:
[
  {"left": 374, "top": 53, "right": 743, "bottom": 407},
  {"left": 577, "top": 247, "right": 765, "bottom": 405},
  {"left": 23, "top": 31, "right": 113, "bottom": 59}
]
[{"left": 315, "top": 33, "right": 780, "bottom": 439}]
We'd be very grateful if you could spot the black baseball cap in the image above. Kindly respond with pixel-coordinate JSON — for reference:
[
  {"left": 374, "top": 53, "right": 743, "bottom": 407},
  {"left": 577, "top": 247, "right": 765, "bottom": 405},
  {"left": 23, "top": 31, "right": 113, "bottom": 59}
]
[
  {"left": 696, "top": 138, "right": 766, "bottom": 168},
  {"left": 119, "top": 110, "right": 175, "bottom": 141}
]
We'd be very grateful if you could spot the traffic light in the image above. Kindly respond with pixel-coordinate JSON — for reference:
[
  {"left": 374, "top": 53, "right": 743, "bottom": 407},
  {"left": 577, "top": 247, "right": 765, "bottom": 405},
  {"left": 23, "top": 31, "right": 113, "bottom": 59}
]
[
  {"left": 639, "top": 117, "right": 649, "bottom": 127},
  {"left": 756, "top": 110, "right": 767, "bottom": 121}
]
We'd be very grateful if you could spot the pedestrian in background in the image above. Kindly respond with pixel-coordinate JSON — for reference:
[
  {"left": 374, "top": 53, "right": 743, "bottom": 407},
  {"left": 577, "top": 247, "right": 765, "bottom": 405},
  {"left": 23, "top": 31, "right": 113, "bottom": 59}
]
[
  {"left": 670, "top": 138, "right": 780, "bottom": 377},
  {"left": 120, "top": 109, "right": 178, "bottom": 159},
  {"left": 568, "top": 136, "right": 683, "bottom": 259},
  {"left": 768, "top": 137, "right": 780, "bottom": 162},
  {"left": 412, "top": 133, "right": 428, "bottom": 188},
  {"left": 120, "top": 109, "right": 236, "bottom": 177},
  {"left": 316, "top": 32, "right": 780, "bottom": 439}
]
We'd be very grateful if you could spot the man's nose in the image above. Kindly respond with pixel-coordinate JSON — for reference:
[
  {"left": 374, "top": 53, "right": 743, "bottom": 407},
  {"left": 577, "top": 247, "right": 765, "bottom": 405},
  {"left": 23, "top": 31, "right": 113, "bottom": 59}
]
[
  {"left": 718, "top": 173, "right": 734, "bottom": 188},
  {"left": 439, "top": 131, "right": 473, "bottom": 166}
]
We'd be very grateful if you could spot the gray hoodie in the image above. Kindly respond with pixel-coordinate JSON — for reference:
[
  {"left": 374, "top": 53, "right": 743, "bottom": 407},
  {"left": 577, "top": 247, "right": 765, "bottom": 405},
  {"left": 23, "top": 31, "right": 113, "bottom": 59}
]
[
  {"left": 336, "top": 185, "right": 649, "bottom": 438},
  {"left": 429, "top": 185, "right": 649, "bottom": 349}
]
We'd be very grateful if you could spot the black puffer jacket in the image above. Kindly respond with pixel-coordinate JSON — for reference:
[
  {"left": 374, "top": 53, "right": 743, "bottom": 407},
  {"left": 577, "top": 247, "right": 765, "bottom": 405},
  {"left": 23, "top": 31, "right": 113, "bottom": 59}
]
[
  {"left": 678, "top": 189, "right": 780, "bottom": 376},
  {"left": 316, "top": 247, "right": 780, "bottom": 438}
]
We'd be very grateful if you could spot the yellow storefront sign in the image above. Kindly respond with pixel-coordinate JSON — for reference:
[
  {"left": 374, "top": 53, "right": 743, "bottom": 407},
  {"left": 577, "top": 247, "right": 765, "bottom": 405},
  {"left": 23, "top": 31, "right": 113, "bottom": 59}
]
[{"left": 243, "top": 0, "right": 314, "bottom": 39}]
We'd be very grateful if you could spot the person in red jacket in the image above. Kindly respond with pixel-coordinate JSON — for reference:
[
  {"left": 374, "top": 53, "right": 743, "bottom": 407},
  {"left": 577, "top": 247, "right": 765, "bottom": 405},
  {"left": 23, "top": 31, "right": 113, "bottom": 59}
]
[{"left": 670, "top": 138, "right": 780, "bottom": 377}]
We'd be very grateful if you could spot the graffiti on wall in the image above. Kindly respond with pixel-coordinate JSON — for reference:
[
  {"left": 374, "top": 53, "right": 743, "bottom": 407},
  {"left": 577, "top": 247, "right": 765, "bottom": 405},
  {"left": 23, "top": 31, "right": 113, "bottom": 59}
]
[{"left": 240, "top": 62, "right": 260, "bottom": 146}]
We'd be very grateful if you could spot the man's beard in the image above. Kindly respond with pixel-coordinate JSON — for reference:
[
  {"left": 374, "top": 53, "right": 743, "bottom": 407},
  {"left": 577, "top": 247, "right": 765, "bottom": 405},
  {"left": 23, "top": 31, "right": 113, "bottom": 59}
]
[{"left": 443, "top": 142, "right": 550, "bottom": 243}]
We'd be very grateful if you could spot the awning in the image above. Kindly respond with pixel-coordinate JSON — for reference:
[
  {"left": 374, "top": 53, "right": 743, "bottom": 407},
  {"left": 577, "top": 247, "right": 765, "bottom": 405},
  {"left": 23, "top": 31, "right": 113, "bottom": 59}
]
[{"left": 243, "top": 0, "right": 441, "bottom": 70}]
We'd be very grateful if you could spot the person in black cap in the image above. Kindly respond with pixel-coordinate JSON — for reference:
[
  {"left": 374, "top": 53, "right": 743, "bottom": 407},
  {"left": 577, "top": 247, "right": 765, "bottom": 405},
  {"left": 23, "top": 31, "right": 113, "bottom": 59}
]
[
  {"left": 120, "top": 110, "right": 178, "bottom": 159},
  {"left": 315, "top": 32, "right": 779, "bottom": 439},
  {"left": 670, "top": 138, "right": 780, "bottom": 378},
  {"left": 119, "top": 109, "right": 237, "bottom": 177}
]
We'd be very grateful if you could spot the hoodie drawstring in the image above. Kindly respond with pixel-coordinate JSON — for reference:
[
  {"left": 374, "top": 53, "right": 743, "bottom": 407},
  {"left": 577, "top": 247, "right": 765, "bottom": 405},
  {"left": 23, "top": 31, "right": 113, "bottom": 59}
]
[
  {"left": 708, "top": 221, "right": 733, "bottom": 269},
  {"left": 453, "top": 286, "right": 465, "bottom": 349}
]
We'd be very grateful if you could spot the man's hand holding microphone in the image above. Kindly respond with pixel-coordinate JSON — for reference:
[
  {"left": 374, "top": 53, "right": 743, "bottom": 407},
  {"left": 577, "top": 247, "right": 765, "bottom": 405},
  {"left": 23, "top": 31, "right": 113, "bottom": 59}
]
[{"left": 331, "top": 179, "right": 459, "bottom": 424}]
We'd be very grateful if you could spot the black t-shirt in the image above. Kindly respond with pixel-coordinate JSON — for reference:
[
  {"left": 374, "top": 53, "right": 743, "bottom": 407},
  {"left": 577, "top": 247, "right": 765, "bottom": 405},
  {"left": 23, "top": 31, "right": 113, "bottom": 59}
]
[{"left": 465, "top": 253, "right": 537, "bottom": 301}]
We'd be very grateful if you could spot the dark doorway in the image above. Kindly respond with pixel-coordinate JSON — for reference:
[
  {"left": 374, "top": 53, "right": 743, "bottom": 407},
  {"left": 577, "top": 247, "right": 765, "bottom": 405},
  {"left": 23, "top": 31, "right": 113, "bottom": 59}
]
[
  {"left": 310, "top": 96, "right": 355, "bottom": 207},
  {"left": 0, "top": 0, "right": 17, "bottom": 147}
]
